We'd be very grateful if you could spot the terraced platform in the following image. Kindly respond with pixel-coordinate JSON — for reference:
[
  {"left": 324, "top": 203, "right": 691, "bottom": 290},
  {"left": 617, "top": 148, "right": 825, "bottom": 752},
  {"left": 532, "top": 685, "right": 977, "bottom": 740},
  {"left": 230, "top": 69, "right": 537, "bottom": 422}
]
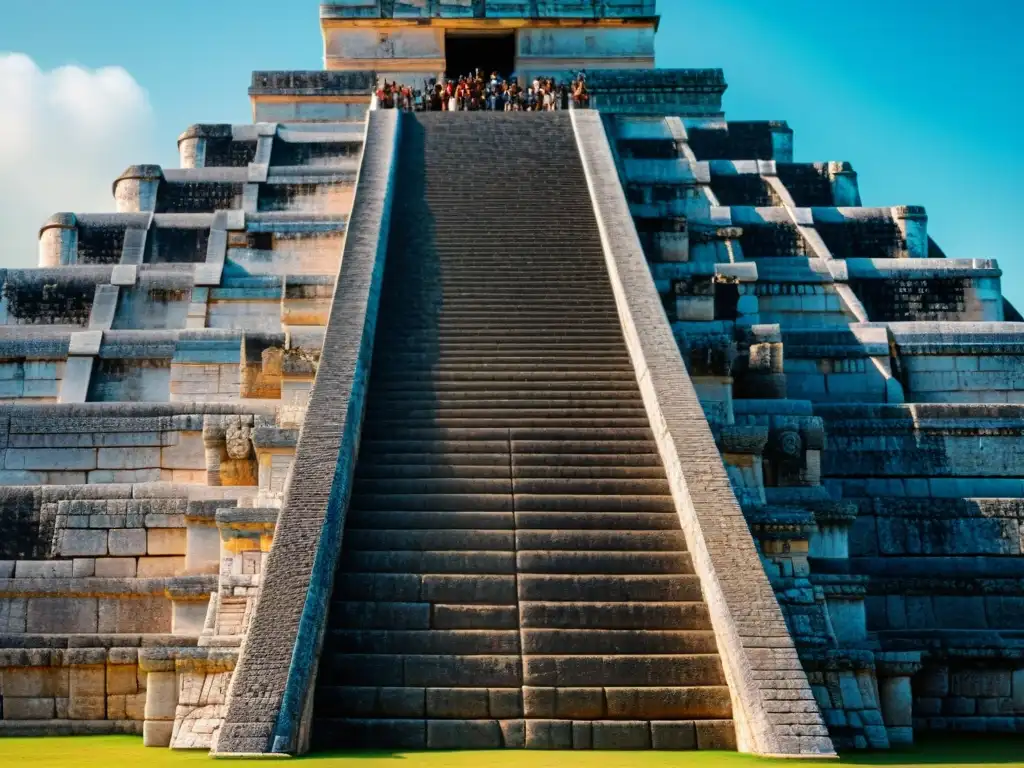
[{"left": 310, "top": 112, "right": 734, "bottom": 750}]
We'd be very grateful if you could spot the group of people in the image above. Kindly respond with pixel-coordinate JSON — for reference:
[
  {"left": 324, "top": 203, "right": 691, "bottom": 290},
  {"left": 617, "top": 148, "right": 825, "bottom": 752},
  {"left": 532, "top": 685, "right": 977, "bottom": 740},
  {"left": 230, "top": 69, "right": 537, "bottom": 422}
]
[{"left": 375, "top": 70, "right": 590, "bottom": 112}]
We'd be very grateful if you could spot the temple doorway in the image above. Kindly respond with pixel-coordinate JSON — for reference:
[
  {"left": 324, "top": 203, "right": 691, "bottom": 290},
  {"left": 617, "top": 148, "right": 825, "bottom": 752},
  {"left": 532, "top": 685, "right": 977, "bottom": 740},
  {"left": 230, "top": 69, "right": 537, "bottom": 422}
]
[{"left": 444, "top": 32, "right": 516, "bottom": 79}]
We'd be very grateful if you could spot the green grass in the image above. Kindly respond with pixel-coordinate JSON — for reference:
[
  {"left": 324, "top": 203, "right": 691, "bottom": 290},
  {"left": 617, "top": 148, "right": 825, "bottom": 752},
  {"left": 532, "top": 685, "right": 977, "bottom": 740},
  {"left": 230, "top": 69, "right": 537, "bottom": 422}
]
[{"left": 0, "top": 737, "right": 1021, "bottom": 768}]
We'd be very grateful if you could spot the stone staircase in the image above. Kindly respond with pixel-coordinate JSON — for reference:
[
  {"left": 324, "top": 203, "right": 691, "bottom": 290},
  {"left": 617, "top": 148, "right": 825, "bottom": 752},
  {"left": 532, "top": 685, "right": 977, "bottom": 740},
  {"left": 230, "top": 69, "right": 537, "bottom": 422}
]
[{"left": 311, "top": 112, "right": 734, "bottom": 750}]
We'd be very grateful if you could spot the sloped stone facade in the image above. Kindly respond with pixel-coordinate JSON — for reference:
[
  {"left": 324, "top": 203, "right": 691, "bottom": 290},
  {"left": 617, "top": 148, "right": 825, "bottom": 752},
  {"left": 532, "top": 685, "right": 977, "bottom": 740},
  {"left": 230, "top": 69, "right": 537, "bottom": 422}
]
[{"left": 1, "top": 0, "right": 1021, "bottom": 757}]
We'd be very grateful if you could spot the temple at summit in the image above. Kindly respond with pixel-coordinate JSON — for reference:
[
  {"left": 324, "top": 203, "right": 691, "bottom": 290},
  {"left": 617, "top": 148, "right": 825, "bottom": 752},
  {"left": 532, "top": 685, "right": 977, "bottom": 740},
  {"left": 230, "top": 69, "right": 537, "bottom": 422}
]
[{"left": 1, "top": 0, "right": 1022, "bottom": 757}]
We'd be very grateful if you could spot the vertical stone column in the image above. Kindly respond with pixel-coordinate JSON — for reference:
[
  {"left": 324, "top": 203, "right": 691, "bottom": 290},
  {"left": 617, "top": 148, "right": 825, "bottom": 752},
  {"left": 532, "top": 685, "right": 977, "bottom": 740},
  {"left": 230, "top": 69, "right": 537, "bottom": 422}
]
[
  {"left": 769, "top": 121, "right": 794, "bottom": 162},
  {"left": 38, "top": 213, "right": 78, "bottom": 267},
  {"left": 88, "top": 285, "right": 120, "bottom": 331},
  {"left": 59, "top": 330, "right": 103, "bottom": 403},
  {"left": 876, "top": 653, "right": 923, "bottom": 747},
  {"left": 892, "top": 205, "right": 928, "bottom": 259},
  {"left": 68, "top": 649, "right": 107, "bottom": 720},
  {"left": 113, "top": 165, "right": 163, "bottom": 213},
  {"left": 178, "top": 124, "right": 232, "bottom": 169},
  {"left": 828, "top": 162, "right": 861, "bottom": 206},
  {"left": 142, "top": 660, "right": 178, "bottom": 747}
]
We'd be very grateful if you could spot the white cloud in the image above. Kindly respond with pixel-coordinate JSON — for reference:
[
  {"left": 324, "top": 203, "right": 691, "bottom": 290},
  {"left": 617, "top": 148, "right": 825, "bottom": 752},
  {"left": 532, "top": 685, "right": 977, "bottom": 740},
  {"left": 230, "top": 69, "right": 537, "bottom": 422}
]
[{"left": 0, "top": 54, "right": 157, "bottom": 268}]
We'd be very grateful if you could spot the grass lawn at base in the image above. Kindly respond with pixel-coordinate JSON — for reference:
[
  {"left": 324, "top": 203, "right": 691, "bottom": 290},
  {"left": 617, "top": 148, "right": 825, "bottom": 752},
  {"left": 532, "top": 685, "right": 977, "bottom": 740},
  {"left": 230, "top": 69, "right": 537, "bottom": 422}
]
[{"left": 0, "top": 736, "right": 1021, "bottom": 768}]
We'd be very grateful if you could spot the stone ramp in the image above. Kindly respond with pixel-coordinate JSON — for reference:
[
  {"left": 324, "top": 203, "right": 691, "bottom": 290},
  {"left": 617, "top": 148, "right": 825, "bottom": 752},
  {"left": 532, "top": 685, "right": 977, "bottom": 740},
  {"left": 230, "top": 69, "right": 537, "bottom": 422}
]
[
  {"left": 310, "top": 112, "right": 734, "bottom": 750},
  {"left": 212, "top": 109, "right": 400, "bottom": 756}
]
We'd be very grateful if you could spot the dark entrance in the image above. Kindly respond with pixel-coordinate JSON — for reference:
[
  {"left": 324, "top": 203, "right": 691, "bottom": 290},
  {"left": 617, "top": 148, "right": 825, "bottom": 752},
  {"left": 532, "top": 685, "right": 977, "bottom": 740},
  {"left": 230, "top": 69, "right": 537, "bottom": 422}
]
[{"left": 444, "top": 32, "right": 516, "bottom": 79}]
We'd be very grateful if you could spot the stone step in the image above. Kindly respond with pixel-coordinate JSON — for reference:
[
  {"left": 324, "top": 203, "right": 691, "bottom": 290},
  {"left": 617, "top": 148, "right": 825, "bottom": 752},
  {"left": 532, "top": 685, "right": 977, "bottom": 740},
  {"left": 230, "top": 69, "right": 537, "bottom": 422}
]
[
  {"left": 364, "top": 398, "right": 646, "bottom": 413},
  {"left": 516, "top": 550, "right": 692, "bottom": 574},
  {"left": 353, "top": 477, "right": 512, "bottom": 495},
  {"left": 331, "top": 601, "right": 431, "bottom": 630},
  {"left": 432, "top": 604, "right": 520, "bottom": 630},
  {"left": 355, "top": 462, "right": 511, "bottom": 479},
  {"left": 521, "top": 655, "right": 727, "bottom": 687},
  {"left": 512, "top": 464, "right": 664, "bottom": 478},
  {"left": 338, "top": 550, "right": 516, "bottom": 575},
  {"left": 349, "top": 492, "right": 513, "bottom": 512},
  {"left": 520, "top": 601, "right": 712, "bottom": 630},
  {"left": 342, "top": 528, "right": 515, "bottom": 551},
  {"left": 513, "top": 495, "right": 676, "bottom": 513},
  {"left": 327, "top": 630, "right": 521, "bottom": 655},
  {"left": 515, "top": 511, "right": 682, "bottom": 531},
  {"left": 312, "top": 716, "right": 736, "bottom": 751},
  {"left": 313, "top": 686, "right": 523, "bottom": 720},
  {"left": 512, "top": 453, "right": 663, "bottom": 468},
  {"left": 518, "top": 574, "right": 703, "bottom": 602},
  {"left": 320, "top": 653, "right": 523, "bottom": 688},
  {"left": 512, "top": 477, "right": 670, "bottom": 495},
  {"left": 364, "top": 417, "right": 653, "bottom": 430},
  {"left": 516, "top": 530, "right": 688, "bottom": 551},
  {"left": 521, "top": 686, "right": 733, "bottom": 720},
  {"left": 521, "top": 629, "right": 718, "bottom": 655}
]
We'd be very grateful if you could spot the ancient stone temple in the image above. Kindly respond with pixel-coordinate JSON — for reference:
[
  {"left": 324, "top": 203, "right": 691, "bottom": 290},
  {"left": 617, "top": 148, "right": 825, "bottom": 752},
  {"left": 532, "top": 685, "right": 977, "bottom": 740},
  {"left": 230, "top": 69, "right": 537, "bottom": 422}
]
[{"left": 1, "top": 0, "right": 1021, "bottom": 757}]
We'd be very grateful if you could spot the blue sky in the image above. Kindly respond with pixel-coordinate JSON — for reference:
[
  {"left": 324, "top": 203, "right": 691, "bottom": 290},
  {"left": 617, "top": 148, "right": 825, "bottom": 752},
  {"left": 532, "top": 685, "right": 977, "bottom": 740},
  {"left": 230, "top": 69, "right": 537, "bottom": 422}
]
[{"left": 1, "top": 0, "right": 1022, "bottom": 304}]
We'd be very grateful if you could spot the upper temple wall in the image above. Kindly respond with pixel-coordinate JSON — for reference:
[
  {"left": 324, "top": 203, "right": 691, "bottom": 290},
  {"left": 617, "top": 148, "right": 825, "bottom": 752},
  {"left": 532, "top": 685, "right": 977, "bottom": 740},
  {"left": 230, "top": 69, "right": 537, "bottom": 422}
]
[
  {"left": 320, "top": 1, "right": 658, "bottom": 20},
  {"left": 320, "top": 1, "right": 658, "bottom": 78}
]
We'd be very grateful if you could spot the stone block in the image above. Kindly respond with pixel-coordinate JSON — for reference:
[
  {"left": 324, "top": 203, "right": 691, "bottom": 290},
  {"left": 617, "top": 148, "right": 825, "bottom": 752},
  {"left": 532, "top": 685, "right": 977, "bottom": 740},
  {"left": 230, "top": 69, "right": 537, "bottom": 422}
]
[
  {"left": 572, "top": 721, "right": 592, "bottom": 749},
  {"left": 917, "top": 666, "right": 950, "bottom": 697},
  {"left": 111, "top": 264, "right": 138, "bottom": 286},
  {"left": 160, "top": 431, "right": 205, "bottom": 470},
  {"left": 98, "top": 597, "right": 171, "bottom": 634},
  {"left": 523, "top": 686, "right": 555, "bottom": 717},
  {"left": 489, "top": 688, "right": 522, "bottom": 719},
  {"left": 525, "top": 719, "right": 572, "bottom": 749},
  {"left": 136, "top": 556, "right": 184, "bottom": 577},
  {"left": 72, "top": 558, "right": 96, "bottom": 577},
  {"left": 951, "top": 670, "right": 1011, "bottom": 698},
  {"left": 0, "top": 560, "right": 13, "bottom": 578},
  {"left": 107, "top": 663, "right": 140, "bottom": 696},
  {"left": 14, "top": 560, "right": 73, "bottom": 578},
  {"left": 591, "top": 721, "right": 651, "bottom": 750},
  {"left": 144, "top": 670, "right": 177, "bottom": 721},
  {"left": 95, "top": 558, "right": 138, "bottom": 577},
  {"left": 57, "top": 528, "right": 108, "bottom": 557},
  {"left": 172, "top": 600, "right": 209, "bottom": 635},
  {"left": 147, "top": 528, "right": 187, "bottom": 556},
  {"left": 377, "top": 687, "right": 424, "bottom": 717},
  {"left": 107, "top": 694, "right": 127, "bottom": 720},
  {"left": 109, "top": 528, "right": 148, "bottom": 557},
  {"left": 3, "top": 696, "right": 56, "bottom": 719},
  {"left": 695, "top": 719, "right": 738, "bottom": 749},
  {"left": 500, "top": 719, "right": 525, "bottom": 748},
  {"left": 70, "top": 665, "right": 106, "bottom": 698},
  {"left": 426, "top": 719, "right": 501, "bottom": 749},
  {"left": 946, "top": 697, "right": 976, "bottom": 716},
  {"left": 605, "top": 686, "right": 731, "bottom": 719},
  {"left": 69, "top": 330, "right": 103, "bottom": 356},
  {"left": 425, "top": 688, "right": 488, "bottom": 718},
  {"left": 0, "top": 597, "right": 27, "bottom": 632},
  {"left": 69, "top": 694, "right": 106, "bottom": 720},
  {"left": 98, "top": 447, "right": 160, "bottom": 470},
  {"left": 3, "top": 667, "right": 69, "bottom": 698},
  {"left": 1013, "top": 670, "right": 1024, "bottom": 712},
  {"left": 26, "top": 597, "right": 98, "bottom": 633},
  {"left": 651, "top": 720, "right": 697, "bottom": 749},
  {"left": 126, "top": 692, "right": 147, "bottom": 720},
  {"left": 554, "top": 687, "right": 604, "bottom": 718},
  {"left": 185, "top": 522, "right": 221, "bottom": 574},
  {"left": 143, "top": 720, "right": 174, "bottom": 747}
]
